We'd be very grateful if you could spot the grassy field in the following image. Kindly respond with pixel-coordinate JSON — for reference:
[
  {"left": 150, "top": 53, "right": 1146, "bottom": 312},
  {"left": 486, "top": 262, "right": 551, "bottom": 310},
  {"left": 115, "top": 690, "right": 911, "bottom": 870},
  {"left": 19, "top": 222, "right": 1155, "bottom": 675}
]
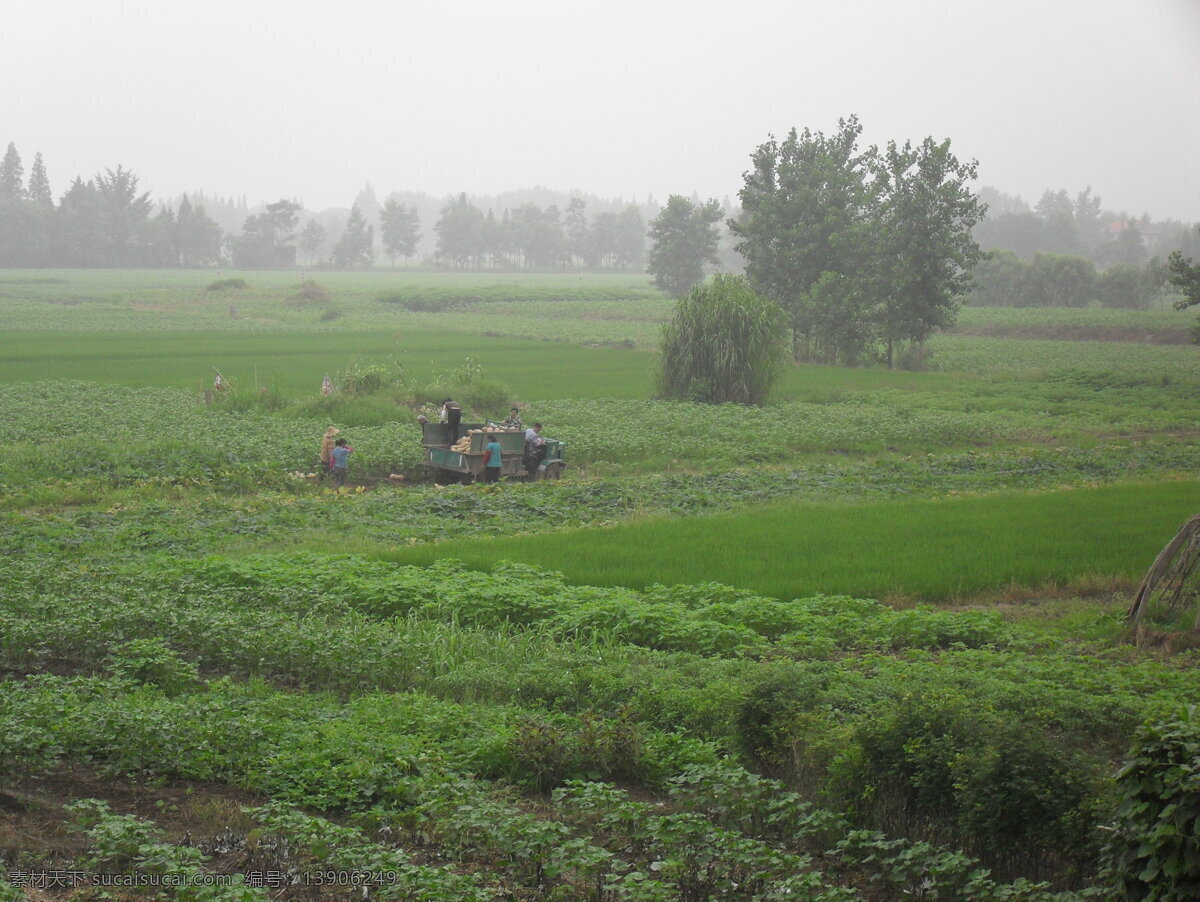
[
  {"left": 376, "top": 480, "right": 1200, "bottom": 600},
  {"left": 0, "top": 329, "right": 656, "bottom": 399},
  {"left": 1, "top": 269, "right": 1198, "bottom": 896}
]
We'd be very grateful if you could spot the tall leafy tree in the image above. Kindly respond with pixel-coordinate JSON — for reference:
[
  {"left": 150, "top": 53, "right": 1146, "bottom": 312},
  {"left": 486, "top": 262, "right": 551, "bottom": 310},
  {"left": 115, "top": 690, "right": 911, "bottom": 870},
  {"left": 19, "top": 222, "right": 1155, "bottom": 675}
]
[
  {"left": 508, "top": 203, "right": 565, "bottom": 269},
  {"left": 380, "top": 198, "right": 421, "bottom": 267},
  {"left": 1035, "top": 189, "right": 1079, "bottom": 255},
  {"left": 589, "top": 212, "right": 619, "bottom": 268},
  {"left": 658, "top": 273, "right": 787, "bottom": 404},
  {"left": 298, "top": 219, "right": 327, "bottom": 266},
  {"left": 177, "top": 196, "right": 223, "bottom": 266},
  {"left": 493, "top": 208, "right": 514, "bottom": 268},
  {"left": 1108, "top": 217, "right": 1148, "bottom": 268},
  {"left": 94, "top": 166, "right": 153, "bottom": 266},
  {"left": 55, "top": 177, "right": 106, "bottom": 266},
  {"left": 482, "top": 208, "right": 501, "bottom": 268},
  {"left": 733, "top": 117, "right": 983, "bottom": 366},
  {"left": 0, "top": 143, "right": 39, "bottom": 265},
  {"left": 0, "top": 143, "right": 24, "bottom": 201},
  {"left": 1073, "top": 187, "right": 1104, "bottom": 258},
  {"left": 730, "top": 116, "right": 879, "bottom": 359},
  {"left": 871, "top": 137, "right": 985, "bottom": 367},
  {"left": 564, "top": 197, "right": 595, "bottom": 267},
  {"left": 331, "top": 205, "right": 375, "bottom": 269},
  {"left": 616, "top": 204, "right": 646, "bottom": 271},
  {"left": 27, "top": 152, "right": 52, "bottom": 206},
  {"left": 1168, "top": 229, "right": 1200, "bottom": 340},
  {"left": 232, "top": 199, "right": 301, "bottom": 268},
  {"left": 143, "top": 206, "right": 180, "bottom": 267},
  {"left": 352, "top": 183, "right": 380, "bottom": 229},
  {"left": 646, "top": 195, "right": 723, "bottom": 296},
  {"left": 434, "top": 193, "right": 486, "bottom": 268}
]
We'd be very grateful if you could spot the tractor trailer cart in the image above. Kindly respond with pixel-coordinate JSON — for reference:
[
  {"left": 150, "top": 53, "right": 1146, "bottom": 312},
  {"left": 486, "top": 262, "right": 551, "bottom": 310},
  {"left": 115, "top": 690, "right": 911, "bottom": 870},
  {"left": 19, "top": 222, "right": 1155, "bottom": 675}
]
[{"left": 420, "top": 423, "right": 566, "bottom": 483}]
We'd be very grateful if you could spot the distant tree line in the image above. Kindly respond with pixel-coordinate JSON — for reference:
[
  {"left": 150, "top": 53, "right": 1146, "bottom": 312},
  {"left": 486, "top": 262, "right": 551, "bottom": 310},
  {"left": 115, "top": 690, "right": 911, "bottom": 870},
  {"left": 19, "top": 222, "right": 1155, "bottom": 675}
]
[
  {"left": 432, "top": 194, "right": 645, "bottom": 271},
  {"left": 964, "top": 186, "right": 1199, "bottom": 311},
  {"left": 974, "top": 185, "right": 1200, "bottom": 269},
  {"left": 0, "top": 141, "right": 650, "bottom": 272},
  {"left": 0, "top": 143, "right": 224, "bottom": 268},
  {"left": 969, "top": 251, "right": 1177, "bottom": 310}
]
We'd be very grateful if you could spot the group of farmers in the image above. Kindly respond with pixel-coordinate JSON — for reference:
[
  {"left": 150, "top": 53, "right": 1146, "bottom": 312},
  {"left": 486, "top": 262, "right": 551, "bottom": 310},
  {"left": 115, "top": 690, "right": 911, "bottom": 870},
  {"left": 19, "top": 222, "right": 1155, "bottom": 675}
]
[
  {"left": 317, "top": 402, "right": 548, "bottom": 486},
  {"left": 439, "top": 400, "right": 548, "bottom": 483},
  {"left": 317, "top": 427, "right": 354, "bottom": 486}
]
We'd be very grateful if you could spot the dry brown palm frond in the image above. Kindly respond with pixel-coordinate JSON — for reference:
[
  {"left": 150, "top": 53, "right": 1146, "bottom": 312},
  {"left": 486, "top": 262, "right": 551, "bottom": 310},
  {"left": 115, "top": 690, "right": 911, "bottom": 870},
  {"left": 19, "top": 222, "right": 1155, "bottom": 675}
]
[{"left": 1127, "top": 513, "right": 1200, "bottom": 629}]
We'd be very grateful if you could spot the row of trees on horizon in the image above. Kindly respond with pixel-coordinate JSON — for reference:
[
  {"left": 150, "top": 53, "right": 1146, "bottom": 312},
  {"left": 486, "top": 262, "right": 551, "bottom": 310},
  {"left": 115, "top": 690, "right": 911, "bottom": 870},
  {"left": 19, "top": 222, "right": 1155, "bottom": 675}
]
[
  {"left": 0, "top": 138, "right": 1196, "bottom": 286},
  {"left": 0, "top": 142, "right": 659, "bottom": 272}
]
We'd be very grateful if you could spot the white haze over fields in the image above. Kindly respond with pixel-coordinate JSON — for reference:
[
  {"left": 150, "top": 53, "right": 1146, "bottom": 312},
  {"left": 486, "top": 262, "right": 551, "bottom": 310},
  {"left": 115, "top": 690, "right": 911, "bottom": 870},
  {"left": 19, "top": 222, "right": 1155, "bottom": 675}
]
[{"left": 2, "top": 0, "right": 1198, "bottom": 219}]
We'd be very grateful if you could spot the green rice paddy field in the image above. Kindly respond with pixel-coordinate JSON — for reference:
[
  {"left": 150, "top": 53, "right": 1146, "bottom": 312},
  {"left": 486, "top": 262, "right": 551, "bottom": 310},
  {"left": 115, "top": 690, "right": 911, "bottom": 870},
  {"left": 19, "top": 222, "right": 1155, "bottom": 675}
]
[{"left": 1, "top": 268, "right": 1199, "bottom": 898}]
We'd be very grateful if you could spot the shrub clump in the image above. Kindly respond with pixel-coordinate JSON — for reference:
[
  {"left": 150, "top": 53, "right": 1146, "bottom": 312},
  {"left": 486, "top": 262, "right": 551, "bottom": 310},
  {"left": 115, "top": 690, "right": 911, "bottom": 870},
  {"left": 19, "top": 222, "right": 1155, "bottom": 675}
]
[
  {"left": 205, "top": 277, "right": 248, "bottom": 291},
  {"left": 828, "top": 697, "right": 1100, "bottom": 868},
  {"left": 289, "top": 279, "right": 331, "bottom": 305},
  {"left": 1103, "top": 709, "right": 1200, "bottom": 901},
  {"left": 377, "top": 293, "right": 473, "bottom": 312},
  {"left": 106, "top": 638, "right": 201, "bottom": 696}
]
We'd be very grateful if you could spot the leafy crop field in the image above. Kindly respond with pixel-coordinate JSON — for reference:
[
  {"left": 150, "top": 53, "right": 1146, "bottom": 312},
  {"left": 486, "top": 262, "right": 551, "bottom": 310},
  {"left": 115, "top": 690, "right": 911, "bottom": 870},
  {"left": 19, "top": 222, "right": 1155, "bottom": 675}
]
[{"left": 1, "top": 269, "right": 1198, "bottom": 899}]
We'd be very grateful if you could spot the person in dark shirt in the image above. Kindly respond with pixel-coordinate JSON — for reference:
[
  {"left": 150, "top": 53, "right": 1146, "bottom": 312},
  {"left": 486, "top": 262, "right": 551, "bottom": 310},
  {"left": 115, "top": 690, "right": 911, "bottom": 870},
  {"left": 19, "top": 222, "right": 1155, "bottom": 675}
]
[
  {"left": 440, "top": 398, "right": 462, "bottom": 443},
  {"left": 524, "top": 422, "right": 547, "bottom": 473},
  {"left": 330, "top": 438, "right": 353, "bottom": 487}
]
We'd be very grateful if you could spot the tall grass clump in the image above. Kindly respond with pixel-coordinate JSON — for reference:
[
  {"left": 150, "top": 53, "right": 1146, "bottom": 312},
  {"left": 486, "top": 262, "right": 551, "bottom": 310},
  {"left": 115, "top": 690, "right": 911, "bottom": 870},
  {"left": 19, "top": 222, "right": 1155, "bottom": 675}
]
[
  {"left": 210, "top": 380, "right": 289, "bottom": 413},
  {"left": 658, "top": 274, "right": 788, "bottom": 404},
  {"left": 416, "top": 356, "right": 512, "bottom": 419},
  {"left": 288, "top": 358, "right": 414, "bottom": 426}
]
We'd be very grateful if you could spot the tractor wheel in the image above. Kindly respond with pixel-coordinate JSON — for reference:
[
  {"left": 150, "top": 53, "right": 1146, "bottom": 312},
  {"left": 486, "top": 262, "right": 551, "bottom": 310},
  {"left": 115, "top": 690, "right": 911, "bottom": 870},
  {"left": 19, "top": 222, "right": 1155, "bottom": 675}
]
[{"left": 544, "top": 462, "right": 563, "bottom": 480}]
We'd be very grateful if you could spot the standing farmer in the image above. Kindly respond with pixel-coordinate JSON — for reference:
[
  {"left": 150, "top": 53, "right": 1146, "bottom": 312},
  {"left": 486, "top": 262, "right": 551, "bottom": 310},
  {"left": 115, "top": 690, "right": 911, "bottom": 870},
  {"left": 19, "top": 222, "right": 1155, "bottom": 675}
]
[
  {"left": 440, "top": 398, "right": 462, "bottom": 443},
  {"left": 484, "top": 433, "right": 503, "bottom": 483},
  {"left": 330, "top": 438, "right": 353, "bottom": 487},
  {"left": 319, "top": 426, "right": 340, "bottom": 479}
]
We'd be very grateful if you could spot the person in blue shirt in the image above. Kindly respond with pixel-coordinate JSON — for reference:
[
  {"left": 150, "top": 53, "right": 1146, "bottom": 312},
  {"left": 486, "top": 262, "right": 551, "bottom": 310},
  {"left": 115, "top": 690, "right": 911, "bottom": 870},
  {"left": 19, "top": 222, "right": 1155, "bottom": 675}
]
[
  {"left": 330, "top": 437, "right": 353, "bottom": 487},
  {"left": 483, "top": 433, "right": 503, "bottom": 483}
]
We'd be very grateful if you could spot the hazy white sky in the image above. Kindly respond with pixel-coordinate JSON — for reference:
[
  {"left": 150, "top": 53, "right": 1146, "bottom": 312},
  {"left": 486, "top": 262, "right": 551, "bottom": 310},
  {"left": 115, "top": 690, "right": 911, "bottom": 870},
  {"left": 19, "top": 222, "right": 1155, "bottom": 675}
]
[{"left": 3, "top": 0, "right": 1198, "bottom": 219}]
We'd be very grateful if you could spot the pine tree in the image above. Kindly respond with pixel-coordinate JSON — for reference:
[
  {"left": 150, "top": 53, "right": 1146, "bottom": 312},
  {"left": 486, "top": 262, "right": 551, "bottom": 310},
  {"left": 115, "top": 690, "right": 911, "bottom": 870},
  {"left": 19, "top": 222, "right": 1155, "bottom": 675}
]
[
  {"left": 27, "top": 152, "right": 52, "bottom": 205},
  {"left": 331, "top": 206, "right": 375, "bottom": 269},
  {"left": 0, "top": 142, "right": 25, "bottom": 200}
]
